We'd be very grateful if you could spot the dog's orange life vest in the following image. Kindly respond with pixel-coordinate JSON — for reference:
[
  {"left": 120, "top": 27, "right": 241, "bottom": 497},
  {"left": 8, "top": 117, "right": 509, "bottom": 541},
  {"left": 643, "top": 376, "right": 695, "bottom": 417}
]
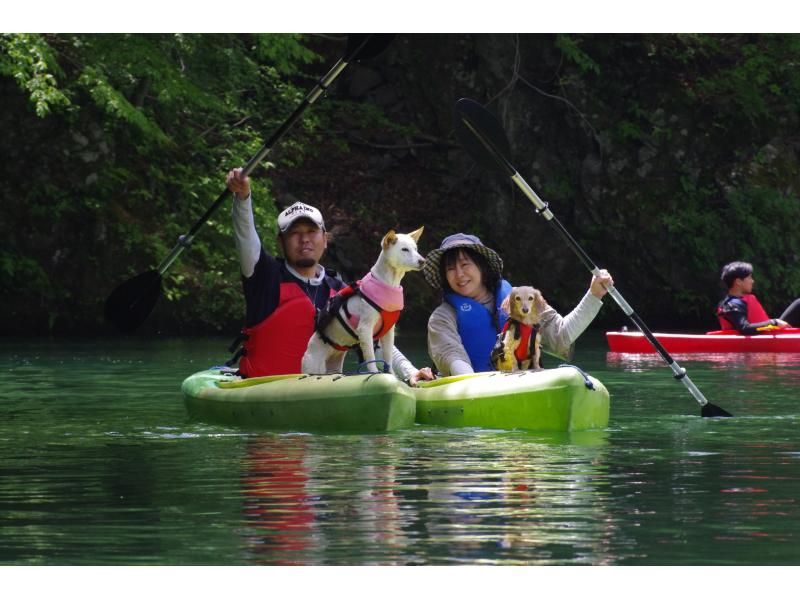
[
  {"left": 501, "top": 319, "right": 540, "bottom": 367},
  {"left": 317, "top": 275, "right": 402, "bottom": 351},
  {"left": 716, "top": 293, "right": 770, "bottom": 330},
  {"left": 239, "top": 282, "right": 335, "bottom": 377}
]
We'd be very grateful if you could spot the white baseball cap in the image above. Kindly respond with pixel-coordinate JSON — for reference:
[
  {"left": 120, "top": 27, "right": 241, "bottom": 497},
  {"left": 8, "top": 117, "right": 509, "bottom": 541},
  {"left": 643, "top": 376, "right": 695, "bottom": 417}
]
[{"left": 277, "top": 201, "right": 325, "bottom": 233}]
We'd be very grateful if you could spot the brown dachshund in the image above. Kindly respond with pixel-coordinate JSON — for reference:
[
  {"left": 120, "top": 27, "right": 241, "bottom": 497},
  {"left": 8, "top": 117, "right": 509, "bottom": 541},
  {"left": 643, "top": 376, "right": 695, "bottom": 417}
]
[{"left": 491, "top": 286, "right": 546, "bottom": 372}]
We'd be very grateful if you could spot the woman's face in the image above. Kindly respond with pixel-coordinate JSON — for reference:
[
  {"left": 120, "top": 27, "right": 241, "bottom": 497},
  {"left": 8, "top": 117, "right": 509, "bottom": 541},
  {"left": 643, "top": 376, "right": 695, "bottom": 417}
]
[{"left": 445, "top": 250, "right": 486, "bottom": 300}]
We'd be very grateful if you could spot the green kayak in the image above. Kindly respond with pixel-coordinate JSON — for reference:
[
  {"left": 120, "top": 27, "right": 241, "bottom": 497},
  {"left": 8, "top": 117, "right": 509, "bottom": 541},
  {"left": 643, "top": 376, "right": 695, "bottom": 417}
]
[
  {"left": 181, "top": 366, "right": 609, "bottom": 433},
  {"left": 415, "top": 367, "right": 609, "bottom": 432},
  {"left": 181, "top": 369, "right": 416, "bottom": 433}
]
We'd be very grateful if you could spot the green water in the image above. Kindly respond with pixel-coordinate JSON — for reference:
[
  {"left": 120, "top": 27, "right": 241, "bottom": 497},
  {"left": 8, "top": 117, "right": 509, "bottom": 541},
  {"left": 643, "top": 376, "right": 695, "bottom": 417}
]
[{"left": 1, "top": 332, "right": 799, "bottom": 565}]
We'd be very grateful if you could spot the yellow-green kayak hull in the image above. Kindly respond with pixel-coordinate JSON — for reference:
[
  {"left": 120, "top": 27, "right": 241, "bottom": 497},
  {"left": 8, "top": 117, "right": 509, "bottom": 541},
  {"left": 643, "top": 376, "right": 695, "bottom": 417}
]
[
  {"left": 181, "top": 370, "right": 416, "bottom": 433},
  {"left": 414, "top": 367, "right": 609, "bottom": 431},
  {"left": 181, "top": 366, "right": 609, "bottom": 433}
]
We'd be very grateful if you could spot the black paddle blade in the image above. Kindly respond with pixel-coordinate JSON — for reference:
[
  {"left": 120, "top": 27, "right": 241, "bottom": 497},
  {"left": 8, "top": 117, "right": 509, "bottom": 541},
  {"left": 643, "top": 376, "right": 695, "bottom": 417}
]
[
  {"left": 701, "top": 402, "right": 733, "bottom": 418},
  {"left": 453, "top": 98, "right": 515, "bottom": 177},
  {"left": 104, "top": 270, "right": 162, "bottom": 333},
  {"left": 345, "top": 34, "right": 395, "bottom": 61}
]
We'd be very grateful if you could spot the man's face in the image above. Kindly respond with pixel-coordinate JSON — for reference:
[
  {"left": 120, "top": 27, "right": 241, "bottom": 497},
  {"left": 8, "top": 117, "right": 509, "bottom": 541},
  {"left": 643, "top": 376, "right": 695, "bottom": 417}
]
[
  {"left": 279, "top": 219, "right": 327, "bottom": 269},
  {"left": 738, "top": 274, "right": 754, "bottom": 294}
]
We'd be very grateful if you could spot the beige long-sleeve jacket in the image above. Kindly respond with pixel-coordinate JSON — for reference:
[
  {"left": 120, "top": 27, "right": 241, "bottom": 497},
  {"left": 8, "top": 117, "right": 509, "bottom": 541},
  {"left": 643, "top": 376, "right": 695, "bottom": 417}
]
[{"left": 427, "top": 289, "right": 603, "bottom": 376}]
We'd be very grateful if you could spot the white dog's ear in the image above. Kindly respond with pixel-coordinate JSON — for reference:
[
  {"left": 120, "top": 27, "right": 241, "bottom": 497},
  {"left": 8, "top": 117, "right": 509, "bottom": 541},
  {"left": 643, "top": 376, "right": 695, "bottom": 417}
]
[
  {"left": 382, "top": 229, "right": 397, "bottom": 249},
  {"left": 408, "top": 226, "right": 424, "bottom": 243}
]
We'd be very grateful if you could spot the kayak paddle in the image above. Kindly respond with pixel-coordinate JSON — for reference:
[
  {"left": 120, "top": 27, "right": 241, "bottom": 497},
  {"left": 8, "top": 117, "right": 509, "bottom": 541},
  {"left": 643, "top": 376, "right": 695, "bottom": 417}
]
[
  {"left": 453, "top": 97, "right": 732, "bottom": 418},
  {"left": 104, "top": 34, "right": 395, "bottom": 333}
]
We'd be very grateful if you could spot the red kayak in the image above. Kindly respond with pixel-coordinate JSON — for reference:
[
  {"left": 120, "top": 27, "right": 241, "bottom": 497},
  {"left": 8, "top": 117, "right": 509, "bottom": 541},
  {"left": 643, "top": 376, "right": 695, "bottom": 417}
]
[{"left": 606, "top": 328, "right": 800, "bottom": 353}]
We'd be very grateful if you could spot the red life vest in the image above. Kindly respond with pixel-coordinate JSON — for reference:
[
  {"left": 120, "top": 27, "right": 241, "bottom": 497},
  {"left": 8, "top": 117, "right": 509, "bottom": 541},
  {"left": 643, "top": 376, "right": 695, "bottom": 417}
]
[
  {"left": 318, "top": 281, "right": 402, "bottom": 352},
  {"left": 501, "top": 320, "right": 540, "bottom": 366},
  {"left": 717, "top": 294, "right": 771, "bottom": 330},
  {"left": 239, "top": 282, "right": 334, "bottom": 377}
]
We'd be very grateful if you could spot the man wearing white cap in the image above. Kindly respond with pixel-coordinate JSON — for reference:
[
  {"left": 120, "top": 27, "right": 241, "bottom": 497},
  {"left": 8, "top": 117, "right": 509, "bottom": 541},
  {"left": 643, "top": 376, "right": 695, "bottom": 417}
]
[{"left": 226, "top": 168, "right": 431, "bottom": 384}]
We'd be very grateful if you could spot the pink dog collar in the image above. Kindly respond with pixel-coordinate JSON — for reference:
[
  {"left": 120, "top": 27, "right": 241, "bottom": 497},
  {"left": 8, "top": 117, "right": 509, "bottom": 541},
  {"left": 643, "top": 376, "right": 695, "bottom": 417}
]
[{"left": 359, "top": 271, "right": 404, "bottom": 312}]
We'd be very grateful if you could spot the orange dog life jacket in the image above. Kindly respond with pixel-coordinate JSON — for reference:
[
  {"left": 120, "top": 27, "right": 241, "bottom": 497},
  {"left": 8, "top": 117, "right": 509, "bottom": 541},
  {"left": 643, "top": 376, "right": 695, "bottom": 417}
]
[
  {"left": 501, "top": 320, "right": 540, "bottom": 367},
  {"left": 317, "top": 273, "right": 403, "bottom": 352}
]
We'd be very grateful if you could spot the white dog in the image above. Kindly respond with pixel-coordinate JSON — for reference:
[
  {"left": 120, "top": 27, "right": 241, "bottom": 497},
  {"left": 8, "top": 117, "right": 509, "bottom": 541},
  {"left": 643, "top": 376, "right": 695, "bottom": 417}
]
[{"left": 301, "top": 227, "right": 425, "bottom": 375}]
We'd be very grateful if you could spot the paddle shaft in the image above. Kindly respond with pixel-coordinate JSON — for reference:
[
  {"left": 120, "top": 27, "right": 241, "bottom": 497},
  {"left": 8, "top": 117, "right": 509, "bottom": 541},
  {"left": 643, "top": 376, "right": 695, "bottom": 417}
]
[
  {"left": 509, "top": 173, "right": 711, "bottom": 406},
  {"left": 458, "top": 115, "right": 711, "bottom": 408},
  {"left": 155, "top": 36, "right": 375, "bottom": 275}
]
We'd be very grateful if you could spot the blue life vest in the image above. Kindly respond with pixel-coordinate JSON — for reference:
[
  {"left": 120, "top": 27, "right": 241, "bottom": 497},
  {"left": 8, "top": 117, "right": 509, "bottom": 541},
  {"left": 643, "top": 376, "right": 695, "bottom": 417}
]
[{"left": 444, "top": 279, "right": 512, "bottom": 372}]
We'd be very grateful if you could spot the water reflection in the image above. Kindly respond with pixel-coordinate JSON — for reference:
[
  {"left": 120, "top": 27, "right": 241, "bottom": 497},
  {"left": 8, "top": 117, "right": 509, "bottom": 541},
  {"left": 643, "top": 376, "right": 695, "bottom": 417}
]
[
  {"left": 241, "top": 437, "right": 319, "bottom": 564},
  {"left": 237, "top": 431, "right": 616, "bottom": 565},
  {"left": 607, "top": 351, "right": 800, "bottom": 382},
  {"left": 3, "top": 338, "right": 800, "bottom": 565},
  {"left": 240, "top": 435, "right": 409, "bottom": 565}
]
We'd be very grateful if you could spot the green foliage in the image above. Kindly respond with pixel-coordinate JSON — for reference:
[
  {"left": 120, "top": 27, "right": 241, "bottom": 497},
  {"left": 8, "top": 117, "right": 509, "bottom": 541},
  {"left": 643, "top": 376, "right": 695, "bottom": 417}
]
[
  {"left": 0, "top": 250, "right": 51, "bottom": 298},
  {"left": 253, "top": 34, "right": 319, "bottom": 74},
  {"left": 696, "top": 46, "right": 773, "bottom": 123},
  {"left": 78, "top": 65, "right": 171, "bottom": 144},
  {"left": 4, "top": 33, "right": 800, "bottom": 334},
  {"left": 0, "top": 33, "right": 334, "bottom": 334},
  {"left": 541, "top": 33, "right": 800, "bottom": 323},
  {"left": 617, "top": 120, "right": 643, "bottom": 141},
  {"left": 687, "top": 35, "right": 800, "bottom": 130},
  {"left": 662, "top": 176, "right": 721, "bottom": 269},
  {"left": 0, "top": 33, "right": 71, "bottom": 116},
  {"left": 724, "top": 186, "right": 800, "bottom": 300},
  {"left": 555, "top": 35, "right": 600, "bottom": 75},
  {"left": 541, "top": 174, "right": 575, "bottom": 204}
]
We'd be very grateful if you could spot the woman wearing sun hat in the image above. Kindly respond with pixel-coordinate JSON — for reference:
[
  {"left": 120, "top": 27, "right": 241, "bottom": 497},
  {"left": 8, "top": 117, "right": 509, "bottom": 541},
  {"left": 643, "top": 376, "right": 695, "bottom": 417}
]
[{"left": 423, "top": 233, "right": 613, "bottom": 376}]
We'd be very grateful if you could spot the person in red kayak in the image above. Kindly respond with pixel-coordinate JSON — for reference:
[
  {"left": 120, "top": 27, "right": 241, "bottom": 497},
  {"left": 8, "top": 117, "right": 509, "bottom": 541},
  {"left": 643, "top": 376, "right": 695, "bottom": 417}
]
[{"left": 716, "top": 261, "right": 800, "bottom": 334}]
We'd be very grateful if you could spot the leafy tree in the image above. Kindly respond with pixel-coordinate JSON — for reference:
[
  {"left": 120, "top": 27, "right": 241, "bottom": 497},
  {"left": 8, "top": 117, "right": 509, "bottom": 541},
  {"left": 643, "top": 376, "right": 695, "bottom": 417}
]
[{"left": 0, "top": 33, "right": 322, "bottom": 334}]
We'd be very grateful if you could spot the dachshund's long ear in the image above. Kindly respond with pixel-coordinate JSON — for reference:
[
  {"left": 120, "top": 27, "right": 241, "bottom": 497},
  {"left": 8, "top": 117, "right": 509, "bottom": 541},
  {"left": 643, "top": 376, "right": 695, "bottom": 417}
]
[
  {"left": 500, "top": 293, "right": 511, "bottom": 315},
  {"left": 533, "top": 289, "right": 548, "bottom": 312}
]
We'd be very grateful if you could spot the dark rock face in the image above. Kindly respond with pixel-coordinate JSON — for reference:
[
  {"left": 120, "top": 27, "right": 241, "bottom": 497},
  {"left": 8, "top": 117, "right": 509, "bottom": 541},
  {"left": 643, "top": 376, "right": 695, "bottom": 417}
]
[{"left": 290, "top": 34, "right": 800, "bottom": 330}]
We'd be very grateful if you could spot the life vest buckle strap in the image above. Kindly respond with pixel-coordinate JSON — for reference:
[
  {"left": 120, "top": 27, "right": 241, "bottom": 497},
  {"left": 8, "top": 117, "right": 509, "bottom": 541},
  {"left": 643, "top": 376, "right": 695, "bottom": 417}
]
[
  {"left": 318, "top": 328, "right": 353, "bottom": 352},
  {"left": 314, "top": 279, "right": 399, "bottom": 347},
  {"left": 335, "top": 310, "right": 359, "bottom": 341},
  {"left": 228, "top": 331, "right": 249, "bottom": 354},
  {"left": 225, "top": 347, "right": 245, "bottom": 368}
]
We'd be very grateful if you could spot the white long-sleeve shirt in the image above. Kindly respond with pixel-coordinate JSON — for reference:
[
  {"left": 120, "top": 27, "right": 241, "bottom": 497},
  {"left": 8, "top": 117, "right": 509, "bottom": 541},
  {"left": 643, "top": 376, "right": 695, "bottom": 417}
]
[
  {"left": 427, "top": 289, "right": 603, "bottom": 376},
  {"left": 231, "top": 195, "right": 422, "bottom": 382},
  {"left": 232, "top": 194, "right": 262, "bottom": 279}
]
